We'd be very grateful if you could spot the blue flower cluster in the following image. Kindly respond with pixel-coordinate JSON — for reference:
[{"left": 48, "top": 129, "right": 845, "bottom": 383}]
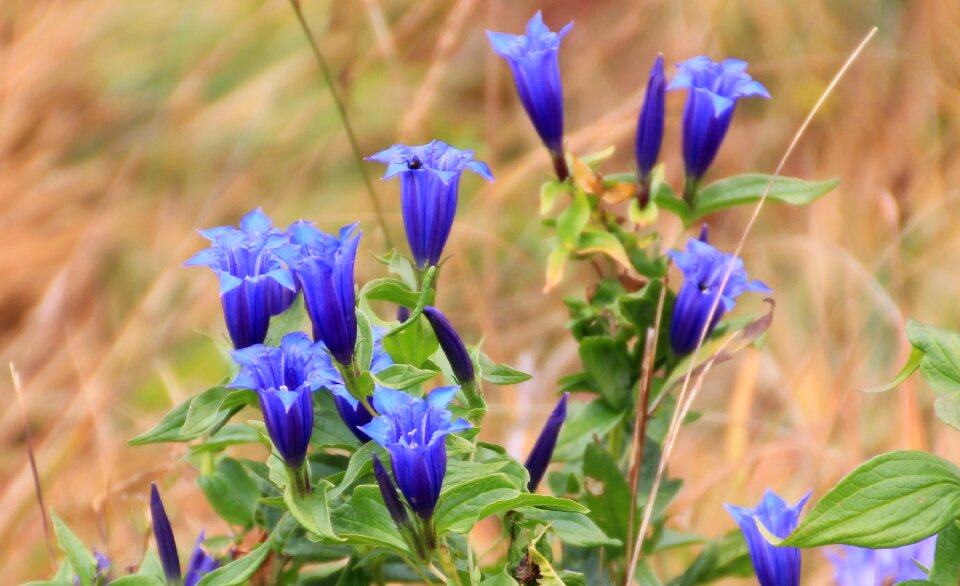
[{"left": 486, "top": 12, "right": 768, "bottom": 199}]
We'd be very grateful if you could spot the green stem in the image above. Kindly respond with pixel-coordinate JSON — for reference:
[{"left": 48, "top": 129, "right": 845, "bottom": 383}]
[
  {"left": 460, "top": 380, "right": 485, "bottom": 423},
  {"left": 286, "top": 0, "right": 392, "bottom": 249},
  {"left": 436, "top": 537, "right": 463, "bottom": 586},
  {"left": 288, "top": 464, "right": 312, "bottom": 497},
  {"left": 682, "top": 175, "right": 701, "bottom": 207}
]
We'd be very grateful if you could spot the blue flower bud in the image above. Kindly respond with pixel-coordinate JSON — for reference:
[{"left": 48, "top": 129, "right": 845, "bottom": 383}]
[
  {"left": 667, "top": 56, "right": 770, "bottom": 183},
  {"left": 313, "top": 327, "right": 395, "bottom": 443},
  {"left": 488, "top": 12, "right": 573, "bottom": 171},
  {"left": 367, "top": 140, "right": 493, "bottom": 270},
  {"left": 524, "top": 393, "right": 568, "bottom": 492},
  {"left": 359, "top": 387, "right": 471, "bottom": 519},
  {"left": 724, "top": 489, "right": 810, "bottom": 586},
  {"left": 423, "top": 306, "right": 474, "bottom": 385},
  {"left": 184, "top": 208, "right": 297, "bottom": 349},
  {"left": 184, "top": 531, "right": 219, "bottom": 586},
  {"left": 230, "top": 332, "right": 325, "bottom": 469},
  {"left": 373, "top": 454, "right": 411, "bottom": 530},
  {"left": 827, "top": 536, "right": 936, "bottom": 586},
  {"left": 668, "top": 228, "right": 771, "bottom": 355},
  {"left": 635, "top": 54, "right": 666, "bottom": 181},
  {"left": 150, "top": 483, "right": 182, "bottom": 584},
  {"left": 279, "top": 222, "right": 361, "bottom": 366}
]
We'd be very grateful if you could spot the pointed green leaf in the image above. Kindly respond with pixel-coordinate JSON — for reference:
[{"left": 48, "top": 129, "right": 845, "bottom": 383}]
[
  {"left": 360, "top": 278, "right": 422, "bottom": 309},
  {"left": 478, "top": 352, "right": 532, "bottom": 385},
  {"left": 373, "top": 364, "right": 438, "bottom": 390},
  {"left": 284, "top": 481, "right": 340, "bottom": 542},
  {"left": 129, "top": 397, "right": 193, "bottom": 445},
  {"left": 908, "top": 320, "right": 960, "bottom": 394},
  {"left": 51, "top": 512, "right": 96, "bottom": 586},
  {"left": 691, "top": 174, "right": 839, "bottom": 220},
  {"left": 331, "top": 485, "right": 410, "bottom": 554},
  {"left": 197, "top": 457, "right": 259, "bottom": 527},
  {"left": 935, "top": 394, "right": 960, "bottom": 431},
  {"left": 928, "top": 521, "right": 960, "bottom": 585},
  {"left": 783, "top": 451, "right": 960, "bottom": 548},
  {"left": 861, "top": 346, "right": 923, "bottom": 392},
  {"left": 557, "top": 192, "right": 590, "bottom": 247},
  {"left": 195, "top": 534, "right": 274, "bottom": 586}
]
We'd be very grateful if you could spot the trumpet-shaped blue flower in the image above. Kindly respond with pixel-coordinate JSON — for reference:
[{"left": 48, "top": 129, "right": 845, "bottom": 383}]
[
  {"left": 313, "top": 327, "right": 394, "bottom": 443},
  {"left": 230, "top": 332, "right": 326, "bottom": 469},
  {"left": 724, "top": 489, "right": 811, "bottom": 586},
  {"left": 184, "top": 208, "right": 297, "bottom": 349},
  {"left": 668, "top": 227, "right": 770, "bottom": 355},
  {"left": 524, "top": 393, "right": 569, "bottom": 492},
  {"left": 279, "top": 222, "right": 361, "bottom": 366},
  {"left": 827, "top": 535, "right": 936, "bottom": 586},
  {"left": 667, "top": 56, "right": 770, "bottom": 183},
  {"left": 635, "top": 54, "right": 666, "bottom": 180},
  {"left": 423, "top": 306, "right": 474, "bottom": 385},
  {"left": 367, "top": 141, "right": 493, "bottom": 270},
  {"left": 359, "top": 387, "right": 471, "bottom": 519},
  {"left": 488, "top": 12, "right": 573, "bottom": 170},
  {"left": 150, "top": 484, "right": 219, "bottom": 586}
]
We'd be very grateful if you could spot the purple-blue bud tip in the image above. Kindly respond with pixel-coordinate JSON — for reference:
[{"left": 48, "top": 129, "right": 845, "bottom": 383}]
[
  {"left": 373, "top": 455, "right": 411, "bottom": 530},
  {"left": 524, "top": 393, "right": 569, "bottom": 492},
  {"left": 423, "top": 306, "right": 475, "bottom": 385},
  {"left": 150, "top": 483, "right": 182, "bottom": 584}
]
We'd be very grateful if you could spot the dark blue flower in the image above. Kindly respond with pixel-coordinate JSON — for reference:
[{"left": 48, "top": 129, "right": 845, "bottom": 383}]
[
  {"left": 359, "top": 387, "right": 471, "bottom": 519},
  {"left": 827, "top": 535, "right": 936, "bottom": 586},
  {"left": 668, "top": 227, "right": 771, "bottom": 355},
  {"left": 635, "top": 54, "right": 666, "bottom": 180},
  {"left": 185, "top": 208, "right": 298, "bottom": 349},
  {"left": 367, "top": 141, "right": 493, "bottom": 270},
  {"left": 423, "top": 306, "right": 474, "bottom": 385},
  {"left": 488, "top": 12, "right": 573, "bottom": 176},
  {"left": 184, "top": 531, "right": 219, "bottom": 586},
  {"left": 667, "top": 56, "right": 770, "bottom": 184},
  {"left": 313, "top": 326, "right": 394, "bottom": 443},
  {"left": 150, "top": 483, "right": 182, "bottom": 584},
  {"left": 230, "top": 332, "right": 326, "bottom": 469},
  {"left": 279, "top": 222, "right": 361, "bottom": 366},
  {"left": 724, "top": 489, "right": 811, "bottom": 586},
  {"left": 524, "top": 393, "right": 569, "bottom": 492}
]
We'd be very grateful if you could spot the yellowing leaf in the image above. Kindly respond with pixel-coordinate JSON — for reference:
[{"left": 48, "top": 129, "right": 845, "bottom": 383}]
[
  {"left": 602, "top": 181, "right": 636, "bottom": 204},
  {"left": 544, "top": 247, "right": 568, "bottom": 292},
  {"left": 628, "top": 199, "right": 659, "bottom": 226},
  {"left": 570, "top": 155, "right": 602, "bottom": 195},
  {"left": 576, "top": 230, "right": 632, "bottom": 270}
]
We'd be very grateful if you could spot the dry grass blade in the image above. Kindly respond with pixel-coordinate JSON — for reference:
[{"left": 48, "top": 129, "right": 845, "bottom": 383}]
[{"left": 623, "top": 26, "right": 880, "bottom": 585}]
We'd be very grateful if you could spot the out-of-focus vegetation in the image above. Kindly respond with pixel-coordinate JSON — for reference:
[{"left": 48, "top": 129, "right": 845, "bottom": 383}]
[{"left": 2, "top": 1, "right": 959, "bottom": 583}]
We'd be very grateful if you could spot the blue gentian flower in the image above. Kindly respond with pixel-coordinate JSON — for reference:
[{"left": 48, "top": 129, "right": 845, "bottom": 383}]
[
  {"left": 313, "top": 326, "right": 394, "bottom": 443},
  {"left": 487, "top": 12, "right": 573, "bottom": 178},
  {"left": 367, "top": 141, "right": 493, "bottom": 270},
  {"left": 635, "top": 54, "right": 666, "bottom": 181},
  {"left": 524, "top": 393, "right": 569, "bottom": 492},
  {"left": 359, "top": 387, "right": 471, "bottom": 519},
  {"left": 668, "top": 226, "right": 771, "bottom": 355},
  {"left": 184, "top": 531, "right": 219, "bottom": 586},
  {"left": 229, "top": 332, "right": 325, "bottom": 469},
  {"left": 184, "top": 208, "right": 298, "bottom": 349},
  {"left": 667, "top": 56, "right": 770, "bottom": 185},
  {"left": 422, "top": 306, "right": 474, "bottom": 385},
  {"left": 150, "top": 483, "right": 182, "bottom": 584},
  {"left": 149, "top": 484, "right": 219, "bottom": 586},
  {"left": 724, "top": 489, "right": 811, "bottom": 586},
  {"left": 279, "top": 222, "right": 361, "bottom": 366},
  {"left": 827, "top": 535, "right": 936, "bottom": 586}
]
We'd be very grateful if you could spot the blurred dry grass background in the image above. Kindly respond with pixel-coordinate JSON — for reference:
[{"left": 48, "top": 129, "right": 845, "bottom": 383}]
[{"left": 2, "top": 0, "right": 960, "bottom": 583}]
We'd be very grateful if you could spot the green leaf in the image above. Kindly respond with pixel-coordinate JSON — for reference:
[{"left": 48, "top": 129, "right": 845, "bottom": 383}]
[
  {"left": 935, "top": 394, "right": 960, "bottom": 431},
  {"left": 329, "top": 441, "right": 379, "bottom": 499},
  {"left": 189, "top": 424, "right": 262, "bottom": 455},
  {"left": 576, "top": 230, "right": 632, "bottom": 270},
  {"left": 579, "top": 336, "right": 633, "bottom": 408},
  {"left": 197, "top": 458, "right": 259, "bottom": 527},
  {"left": 128, "top": 397, "right": 193, "bottom": 445},
  {"left": 649, "top": 180, "right": 690, "bottom": 221},
  {"left": 195, "top": 534, "right": 274, "bottom": 586},
  {"left": 478, "top": 352, "right": 532, "bottom": 385},
  {"left": 311, "top": 391, "right": 362, "bottom": 450},
  {"left": 540, "top": 180, "right": 568, "bottom": 215},
  {"left": 355, "top": 311, "right": 374, "bottom": 373},
  {"left": 783, "top": 451, "right": 960, "bottom": 548},
  {"left": 580, "top": 443, "right": 631, "bottom": 548},
  {"left": 691, "top": 174, "right": 839, "bottom": 220},
  {"left": 929, "top": 521, "right": 960, "bottom": 585},
  {"left": 384, "top": 315, "right": 438, "bottom": 368},
  {"left": 374, "top": 249, "right": 419, "bottom": 290},
  {"left": 480, "top": 566, "right": 520, "bottom": 586},
  {"left": 434, "top": 474, "right": 519, "bottom": 534},
  {"left": 523, "top": 510, "right": 620, "bottom": 547},
  {"left": 557, "top": 191, "right": 590, "bottom": 247},
  {"left": 265, "top": 295, "right": 305, "bottom": 346},
  {"left": 180, "top": 387, "right": 255, "bottom": 439},
  {"left": 135, "top": 551, "right": 165, "bottom": 581},
  {"left": 373, "top": 364, "right": 438, "bottom": 389},
  {"left": 553, "top": 399, "right": 625, "bottom": 462},
  {"left": 667, "top": 530, "right": 752, "bottom": 586},
  {"left": 109, "top": 577, "right": 165, "bottom": 586},
  {"left": 861, "top": 346, "right": 923, "bottom": 392},
  {"left": 51, "top": 512, "right": 96, "bottom": 586},
  {"left": 360, "top": 278, "right": 422, "bottom": 309},
  {"left": 908, "top": 320, "right": 960, "bottom": 394},
  {"left": 331, "top": 485, "right": 410, "bottom": 554},
  {"left": 284, "top": 481, "right": 340, "bottom": 542}
]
